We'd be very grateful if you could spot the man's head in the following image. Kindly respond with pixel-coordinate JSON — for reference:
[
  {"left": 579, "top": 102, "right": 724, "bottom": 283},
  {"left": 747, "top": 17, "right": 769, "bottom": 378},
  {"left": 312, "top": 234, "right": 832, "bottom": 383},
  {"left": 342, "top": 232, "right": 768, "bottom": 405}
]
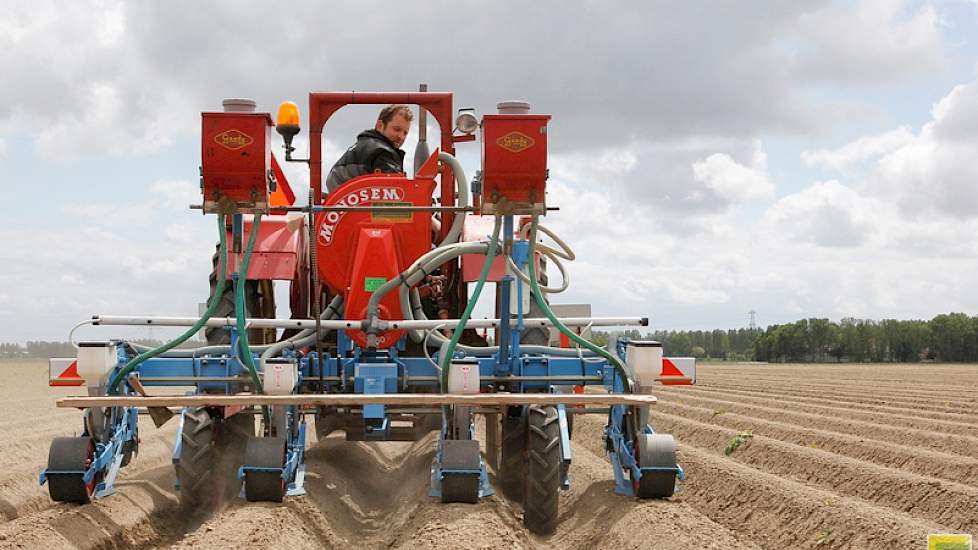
[{"left": 375, "top": 104, "right": 413, "bottom": 148}]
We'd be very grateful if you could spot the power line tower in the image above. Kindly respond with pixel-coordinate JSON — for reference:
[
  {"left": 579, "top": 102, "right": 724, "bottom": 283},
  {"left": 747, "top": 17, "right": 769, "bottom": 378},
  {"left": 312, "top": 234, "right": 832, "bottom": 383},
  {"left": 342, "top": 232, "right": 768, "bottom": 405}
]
[{"left": 748, "top": 310, "right": 757, "bottom": 331}]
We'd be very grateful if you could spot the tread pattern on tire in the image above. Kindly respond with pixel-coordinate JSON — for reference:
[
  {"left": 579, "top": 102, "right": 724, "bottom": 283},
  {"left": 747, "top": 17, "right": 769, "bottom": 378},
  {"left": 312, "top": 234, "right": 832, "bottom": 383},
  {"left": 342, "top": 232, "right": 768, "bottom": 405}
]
[
  {"left": 499, "top": 411, "right": 526, "bottom": 502},
  {"left": 177, "top": 408, "right": 215, "bottom": 507},
  {"left": 205, "top": 246, "right": 275, "bottom": 345},
  {"left": 177, "top": 408, "right": 255, "bottom": 507},
  {"left": 524, "top": 405, "right": 560, "bottom": 536}
]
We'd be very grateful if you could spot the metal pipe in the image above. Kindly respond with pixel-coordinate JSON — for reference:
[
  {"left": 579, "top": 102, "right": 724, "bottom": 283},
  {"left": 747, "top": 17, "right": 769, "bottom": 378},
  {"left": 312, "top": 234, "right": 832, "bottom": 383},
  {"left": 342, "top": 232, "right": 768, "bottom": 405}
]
[
  {"left": 58, "top": 393, "right": 658, "bottom": 408},
  {"left": 93, "top": 315, "right": 648, "bottom": 330}
]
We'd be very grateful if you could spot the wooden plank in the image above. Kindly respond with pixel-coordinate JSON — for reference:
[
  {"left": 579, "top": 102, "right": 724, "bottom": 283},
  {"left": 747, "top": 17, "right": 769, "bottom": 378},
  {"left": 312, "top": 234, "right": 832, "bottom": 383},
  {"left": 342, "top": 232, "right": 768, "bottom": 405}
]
[{"left": 57, "top": 393, "right": 657, "bottom": 409}]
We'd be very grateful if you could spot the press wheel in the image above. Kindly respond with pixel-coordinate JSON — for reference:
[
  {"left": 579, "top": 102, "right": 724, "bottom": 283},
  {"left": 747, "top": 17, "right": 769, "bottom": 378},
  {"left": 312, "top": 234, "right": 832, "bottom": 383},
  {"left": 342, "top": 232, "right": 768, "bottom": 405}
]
[
  {"left": 47, "top": 437, "right": 98, "bottom": 503},
  {"left": 244, "top": 437, "right": 287, "bottom": 502},
  {"left": 633, "top": 433, "right": 677, "bottom": 498}
]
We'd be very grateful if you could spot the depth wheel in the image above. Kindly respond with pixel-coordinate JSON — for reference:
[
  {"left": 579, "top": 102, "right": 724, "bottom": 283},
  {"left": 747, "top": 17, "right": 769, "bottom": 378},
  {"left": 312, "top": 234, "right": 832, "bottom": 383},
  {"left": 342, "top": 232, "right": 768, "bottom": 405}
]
[
  {"left": 47, "top": 437, "right": 98, "bottom": 503},
  {"left": 440, "top": 439, "right": 481, "bottom": 504},
  {"left": 244, "top": 437, "right": 286, "bottom": 502},
  {"left": 524, "top": 405, "right": 560, "bottom": 536},
  {"left": 499, "top": 409, "right": 526, "bottom": 502},
  {"left": 633, "top": 433, "right": 677, "bottom": 498}
]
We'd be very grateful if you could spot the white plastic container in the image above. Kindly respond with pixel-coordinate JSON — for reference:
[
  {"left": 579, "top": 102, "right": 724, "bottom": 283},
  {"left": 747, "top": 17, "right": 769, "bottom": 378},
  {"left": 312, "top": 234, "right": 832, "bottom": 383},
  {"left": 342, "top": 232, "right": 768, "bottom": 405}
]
[
  {"left": 262, "top": 358, "right": 298, "bottom": 395},
  {"left": 625, "top": 340, "right": 663, "bottom": 391},
  {"left": 77, "top": 342, "right": 118, "bottom": 385},
  {"left": 448, "top": 359, "right": 480, "bottom": 394}
]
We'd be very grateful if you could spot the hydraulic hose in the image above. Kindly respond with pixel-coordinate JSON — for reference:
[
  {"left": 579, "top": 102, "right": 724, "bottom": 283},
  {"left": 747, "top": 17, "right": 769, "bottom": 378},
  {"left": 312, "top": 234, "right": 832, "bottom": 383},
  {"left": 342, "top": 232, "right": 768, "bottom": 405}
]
[
  {"left": 440, "top": 215, "right": 501, "bottom": 390},
  {"left": 507, "top": 222, "right": 574, "bottom": 294},
  {"left": 367, "top": 241, "right": 488, "bottom": 337},
  {"left": 436, "top": 152, "right": 469, "bottom": 247},
  {"left": 400, "top": 245, "right": 596, "bottom": 357},
  {"left": 108, "top": 214, "right": 230, "bottom": 394},
  {"left": 524, "top": 216, "right": 634, "bottom": 393},
  {"left": 397, "top": 243, "right": 489, "bottom": 343},
  {"left": 127, "top": 296, "right": 345, "bottom": 359},
  {"left": 260, "top": 295, "right": 343, "bottom": 361},
  {"left": 236, "top": 214, "right": 264, "bottom": 393},
  {"left": 365, "top": 149, "right": 473, "bottom": 327}
]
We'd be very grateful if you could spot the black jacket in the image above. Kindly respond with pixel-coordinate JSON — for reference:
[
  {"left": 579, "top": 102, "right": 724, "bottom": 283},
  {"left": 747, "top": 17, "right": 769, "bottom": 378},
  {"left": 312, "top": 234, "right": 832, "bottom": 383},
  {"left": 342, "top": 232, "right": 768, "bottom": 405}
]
[{"left": 324, "top": 129, "right": 406, "bottom": 194}]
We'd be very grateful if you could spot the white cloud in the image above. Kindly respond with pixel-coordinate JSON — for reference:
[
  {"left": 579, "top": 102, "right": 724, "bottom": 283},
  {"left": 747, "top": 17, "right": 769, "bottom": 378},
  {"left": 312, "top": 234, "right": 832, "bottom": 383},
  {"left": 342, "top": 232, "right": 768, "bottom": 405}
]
[
  {"left": 151, "top": 179, "right": 199, "bottom": 209},
  {"left": 61, "top": 203, "right": 156, "bottom": 227},
  {"left": 0, "top": 136, "right": 5, "bottom": 158},
  {"left": 795, "top": 0, "right": 944, "bottom": 82},
  {"left": 801, "top": 126, "right": 914, "bottom": 171},
  {"left": 33, "top": 82, "right": 190, "bottom": 160},
  {"left": 763, "top": 180, "right": 877, "bottom": 247},
  {"left": 0, "top": 220, "right": 216, "bottom": 342},
  {"left": 864, "top": 72, "right": 978, "bottom": 219},
  {"left": 164, "top": 222, "right": 198, "bottom": 244},
  {"left": 692, "top": 141, "right": 774, "bottom": 202}
]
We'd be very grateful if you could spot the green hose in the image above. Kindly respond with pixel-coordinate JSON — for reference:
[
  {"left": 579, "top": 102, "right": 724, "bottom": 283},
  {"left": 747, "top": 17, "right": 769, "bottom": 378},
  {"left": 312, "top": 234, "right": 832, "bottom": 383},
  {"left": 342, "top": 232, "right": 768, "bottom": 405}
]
[
  {"left": 236, "top": 214, "right": 264, "bottom": 394},
  {"left": 525, "top": 216, "right": 634, "bottom": 393},
  {"left": 108, "top": 214, "right": 230, "bottom": 394},
  {"left": 440, "top": 215, "right": 502, "bottom": 390}
]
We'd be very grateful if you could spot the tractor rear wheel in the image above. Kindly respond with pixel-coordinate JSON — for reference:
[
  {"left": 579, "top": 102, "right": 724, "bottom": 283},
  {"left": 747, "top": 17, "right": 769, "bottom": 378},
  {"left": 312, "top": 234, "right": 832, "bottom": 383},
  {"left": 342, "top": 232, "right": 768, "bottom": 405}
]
[
  {"left": 205, "top": 246, "right": 276, "bottom": 345},
  {"left": 177, "top": 408, "right": 255, "bottom": 507},
  {"left": 177, "top": 408, "right": 216, "bottom": 507},
  {"left": 524, "top": 405, "right": 560, "bottom": 536},
  {"left": 498, "top": 408, "right": 526, "bottom": 502}
]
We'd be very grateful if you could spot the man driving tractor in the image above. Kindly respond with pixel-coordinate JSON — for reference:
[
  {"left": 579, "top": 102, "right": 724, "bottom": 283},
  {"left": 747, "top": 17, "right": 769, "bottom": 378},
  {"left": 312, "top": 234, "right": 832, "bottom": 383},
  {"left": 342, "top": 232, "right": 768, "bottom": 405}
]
[{"left": 324, "top": 104, "right": 413, "bottom": 194}]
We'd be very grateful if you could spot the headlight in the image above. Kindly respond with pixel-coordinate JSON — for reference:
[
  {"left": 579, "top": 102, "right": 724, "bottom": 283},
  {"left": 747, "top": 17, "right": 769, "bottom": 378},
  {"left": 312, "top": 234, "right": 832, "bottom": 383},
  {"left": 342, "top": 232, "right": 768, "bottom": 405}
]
[{"left": 455, "top": 109, "right": 479, "bottom": 134}]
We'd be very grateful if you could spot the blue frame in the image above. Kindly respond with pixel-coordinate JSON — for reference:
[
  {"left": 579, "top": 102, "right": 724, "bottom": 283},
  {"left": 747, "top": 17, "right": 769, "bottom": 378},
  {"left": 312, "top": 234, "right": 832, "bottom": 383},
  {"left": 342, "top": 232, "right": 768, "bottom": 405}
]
[{"left": 41, "top": 215, "right": 683, "bottom": 504}]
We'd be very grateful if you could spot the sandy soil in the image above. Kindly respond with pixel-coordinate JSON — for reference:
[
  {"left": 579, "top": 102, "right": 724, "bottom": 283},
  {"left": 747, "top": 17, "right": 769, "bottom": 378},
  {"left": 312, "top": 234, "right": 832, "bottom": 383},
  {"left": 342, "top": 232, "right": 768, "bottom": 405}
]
[{"left": 1, "top": 360, "right": 976, "bottom": 549}]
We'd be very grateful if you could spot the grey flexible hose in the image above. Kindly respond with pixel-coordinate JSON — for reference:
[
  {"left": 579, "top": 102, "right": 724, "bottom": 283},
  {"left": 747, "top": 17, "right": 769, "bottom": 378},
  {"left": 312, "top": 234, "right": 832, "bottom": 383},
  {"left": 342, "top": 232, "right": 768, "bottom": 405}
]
[
  {"left": 436, "top": 152, "right": 469, "bottom": 247},
  {"left": 260, "top": 294, "right": 344, "bottom": 361},
  {"left": 127, "top": 295, "right": 344, "bottom": 359},
  {"left": 367, "top": 242, "right": 488, "bottom": 329}
]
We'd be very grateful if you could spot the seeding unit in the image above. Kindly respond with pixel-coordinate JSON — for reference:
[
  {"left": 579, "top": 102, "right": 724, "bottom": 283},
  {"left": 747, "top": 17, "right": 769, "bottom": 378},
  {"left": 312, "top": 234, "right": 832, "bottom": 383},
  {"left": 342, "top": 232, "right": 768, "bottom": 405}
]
[{"left": 41, "top": 89, "right": 695, "bottom": 535}]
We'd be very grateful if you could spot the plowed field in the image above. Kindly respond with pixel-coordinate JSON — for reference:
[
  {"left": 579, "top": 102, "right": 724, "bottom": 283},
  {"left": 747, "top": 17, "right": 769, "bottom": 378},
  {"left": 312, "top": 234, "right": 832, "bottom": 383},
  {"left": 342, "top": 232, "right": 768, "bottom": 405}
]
[{"left": 1, "top": 360, "right": 975, "bottom": 549}]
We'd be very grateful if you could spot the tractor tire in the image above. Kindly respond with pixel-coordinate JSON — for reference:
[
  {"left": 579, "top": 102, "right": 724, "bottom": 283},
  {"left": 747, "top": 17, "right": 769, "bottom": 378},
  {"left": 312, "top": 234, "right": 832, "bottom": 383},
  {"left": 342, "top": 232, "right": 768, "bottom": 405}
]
[
  {"left": 498, "top": 410, "right": 526, "bottom": 502},
  {"left": 205, "top": 246, "right": 276, "bottom": 345},
  {"left": 219, "top": 411, "right": 255, "bottom": 496},
  {"left": 177, "top": 408, "right": 255, "bottom": 507},
  {"left": 524, "top": 405, "right": 560, "bottom": 536},
  {"left": 177, "top": 408, "right": 217, "bottom": 507}
]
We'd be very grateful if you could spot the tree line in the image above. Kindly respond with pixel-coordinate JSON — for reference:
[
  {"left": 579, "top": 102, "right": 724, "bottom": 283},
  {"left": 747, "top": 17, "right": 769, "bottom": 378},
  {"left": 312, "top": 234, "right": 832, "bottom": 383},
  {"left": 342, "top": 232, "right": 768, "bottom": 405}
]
[
  {"left": 5, "top": 314, "right": 978, "bottom": 362},
  {"left": 591, "top": 313, "right": 978, "bottom": 363},
  {"left": 0, "top": 339, "right": 194, "bottom": 359},
  {"left": 590, "top": 328, "right": 762, "bottom": 361}
]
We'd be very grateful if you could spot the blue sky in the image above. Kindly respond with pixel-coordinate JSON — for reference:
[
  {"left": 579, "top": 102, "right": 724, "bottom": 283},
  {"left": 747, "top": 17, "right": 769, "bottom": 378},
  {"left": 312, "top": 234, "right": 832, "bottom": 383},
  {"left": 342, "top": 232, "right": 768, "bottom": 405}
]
[{"left": 2, "top": 1, "right": 978, "bottom": 342}]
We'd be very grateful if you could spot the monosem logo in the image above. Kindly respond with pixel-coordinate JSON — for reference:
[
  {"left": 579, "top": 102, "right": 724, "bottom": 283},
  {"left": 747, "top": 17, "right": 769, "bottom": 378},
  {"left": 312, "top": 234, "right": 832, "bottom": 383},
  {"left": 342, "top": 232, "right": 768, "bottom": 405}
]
[
  {"left": 929, "top": 534, "right": 972, "bottom": 550},
  {"left": 318, "top": 187, "right": 405, "bottom": 244},
  {"left": 496, "top": 131, "right": 535, "bottom": 153},
  {"left": 214, "top": 129, "right": 253, "bottom": 150}
]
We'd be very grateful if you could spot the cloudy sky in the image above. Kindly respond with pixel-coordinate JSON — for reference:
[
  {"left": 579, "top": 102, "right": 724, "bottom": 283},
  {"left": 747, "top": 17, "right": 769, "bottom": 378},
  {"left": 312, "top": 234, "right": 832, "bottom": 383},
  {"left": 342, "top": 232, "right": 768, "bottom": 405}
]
[{"left": 3, "top": 0, "right": 978, "bottom": 343}]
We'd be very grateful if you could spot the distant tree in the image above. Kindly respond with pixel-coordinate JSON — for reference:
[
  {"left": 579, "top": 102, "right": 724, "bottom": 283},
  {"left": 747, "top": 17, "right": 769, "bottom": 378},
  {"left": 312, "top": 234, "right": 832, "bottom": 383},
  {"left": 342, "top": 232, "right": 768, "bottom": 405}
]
[{"left": 669, "top": 333, "right": 693, "bottom": 356}]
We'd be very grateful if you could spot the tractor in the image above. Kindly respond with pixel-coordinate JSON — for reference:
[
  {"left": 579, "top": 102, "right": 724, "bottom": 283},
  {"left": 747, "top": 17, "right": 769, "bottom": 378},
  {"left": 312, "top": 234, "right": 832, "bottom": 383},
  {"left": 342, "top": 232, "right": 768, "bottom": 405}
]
[{"left": 41, "top": 88, "right": 695, "bottom": 535}]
